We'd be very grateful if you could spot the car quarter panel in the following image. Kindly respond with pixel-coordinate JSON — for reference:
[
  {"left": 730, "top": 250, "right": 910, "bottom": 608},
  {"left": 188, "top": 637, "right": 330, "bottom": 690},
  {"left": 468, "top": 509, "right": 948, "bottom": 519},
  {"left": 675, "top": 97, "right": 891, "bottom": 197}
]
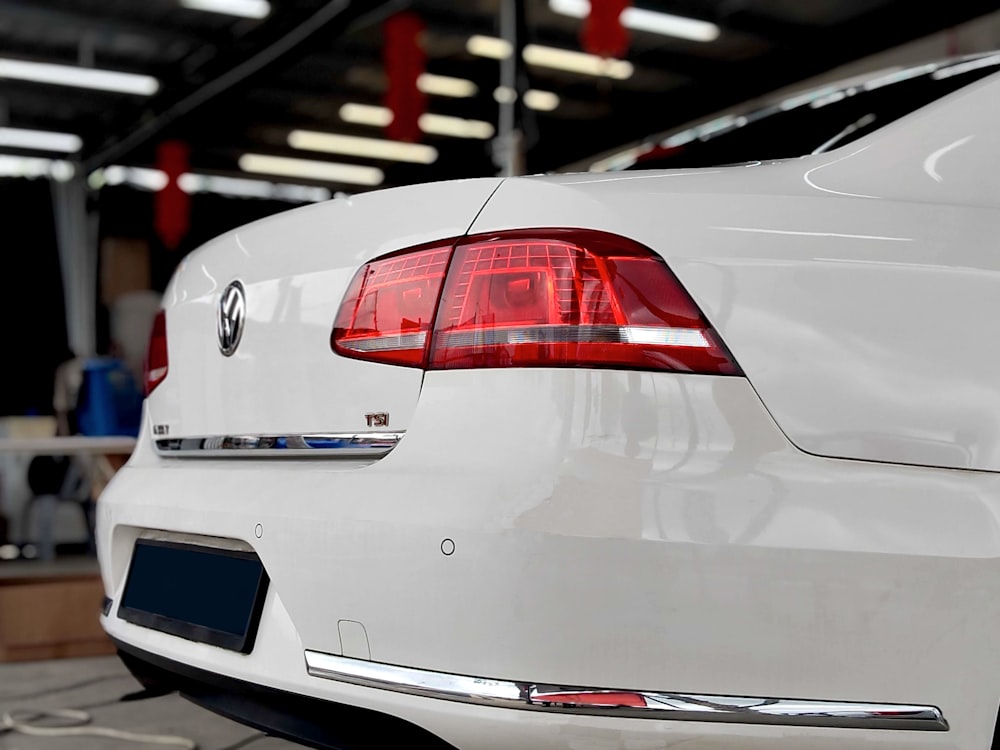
[{"left": 467, "top": 77, "right": 1000, "bottom": 472}]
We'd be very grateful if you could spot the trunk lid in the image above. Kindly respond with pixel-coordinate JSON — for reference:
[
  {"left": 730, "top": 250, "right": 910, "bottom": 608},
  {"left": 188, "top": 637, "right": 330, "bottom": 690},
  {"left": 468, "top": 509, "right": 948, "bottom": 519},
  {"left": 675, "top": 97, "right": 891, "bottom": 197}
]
[{"left": 148, "top": 178, "right": 503, "bottom": 450}]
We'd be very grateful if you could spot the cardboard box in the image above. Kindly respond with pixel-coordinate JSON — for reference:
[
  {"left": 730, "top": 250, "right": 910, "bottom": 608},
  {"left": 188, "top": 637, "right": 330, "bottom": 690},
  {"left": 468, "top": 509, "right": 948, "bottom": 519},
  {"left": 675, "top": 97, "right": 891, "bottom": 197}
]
[
  {"left": 100, "top": 237, "right": 151, "bottom": 307},
  {"left": 0, "top": 417, "right": 57, "bottom": 439},
  {"left": 0, "top": 574, "right": 114, "bottom": 661}
]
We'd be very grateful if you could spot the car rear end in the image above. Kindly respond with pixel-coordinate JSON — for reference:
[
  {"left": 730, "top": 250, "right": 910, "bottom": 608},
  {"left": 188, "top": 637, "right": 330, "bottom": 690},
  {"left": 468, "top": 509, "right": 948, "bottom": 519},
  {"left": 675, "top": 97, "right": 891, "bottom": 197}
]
[{"left": 99, "top": 72, "right": 1000, "bottom": 750}]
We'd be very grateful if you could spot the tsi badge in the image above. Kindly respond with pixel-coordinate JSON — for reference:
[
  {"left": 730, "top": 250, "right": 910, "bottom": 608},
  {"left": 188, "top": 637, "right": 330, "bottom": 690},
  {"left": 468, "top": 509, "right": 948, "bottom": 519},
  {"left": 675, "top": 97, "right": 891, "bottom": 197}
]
[
  {"left": 365, "top": 413, "right": 389, "bottom": 427},
  {"left": 218, "top": 281, "right": 246, "bottom": 356}
]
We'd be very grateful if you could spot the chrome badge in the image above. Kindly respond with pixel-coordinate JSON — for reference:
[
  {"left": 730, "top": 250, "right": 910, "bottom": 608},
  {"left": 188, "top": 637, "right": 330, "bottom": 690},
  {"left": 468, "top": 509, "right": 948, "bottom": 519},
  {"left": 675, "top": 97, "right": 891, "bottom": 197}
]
[{"left": 218, "top": 281, "right": 246, "bottom": 356}]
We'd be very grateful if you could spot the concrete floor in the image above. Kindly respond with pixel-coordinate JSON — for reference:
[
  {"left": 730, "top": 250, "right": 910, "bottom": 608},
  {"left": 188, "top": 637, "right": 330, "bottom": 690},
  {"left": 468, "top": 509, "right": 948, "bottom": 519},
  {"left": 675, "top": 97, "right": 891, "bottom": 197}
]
[{"left": 0, "top": 656, "right": 300, "bottom": 750}]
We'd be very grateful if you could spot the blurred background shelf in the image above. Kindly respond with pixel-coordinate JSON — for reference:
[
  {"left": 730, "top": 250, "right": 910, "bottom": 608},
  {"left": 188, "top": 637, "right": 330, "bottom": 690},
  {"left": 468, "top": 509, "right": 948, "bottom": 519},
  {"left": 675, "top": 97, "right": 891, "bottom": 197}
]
[{"left": 0, "top": 558, "right": 112, "bottom": 662}]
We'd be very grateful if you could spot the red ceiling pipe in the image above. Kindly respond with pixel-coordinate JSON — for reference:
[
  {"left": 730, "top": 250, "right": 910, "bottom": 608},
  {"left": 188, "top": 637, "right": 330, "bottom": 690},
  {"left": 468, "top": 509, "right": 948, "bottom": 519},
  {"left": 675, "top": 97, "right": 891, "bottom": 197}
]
[
  {"left": 383, "top": 12, "right": 427, "bottom": 143},
  {"left": 153, "top": 140, "right": 191, "bottom": 251},
  {"left": 582, "top": 0, "right": 632, "bottom": 59}
]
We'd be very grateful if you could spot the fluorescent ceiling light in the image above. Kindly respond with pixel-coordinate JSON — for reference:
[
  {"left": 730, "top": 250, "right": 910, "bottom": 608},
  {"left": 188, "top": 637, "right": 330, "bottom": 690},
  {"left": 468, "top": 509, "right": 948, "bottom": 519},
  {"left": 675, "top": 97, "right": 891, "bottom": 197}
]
[
  {"left": 494, "top": 86, "right": 517, "bottom": 104},
  {"left": 467, "top": 37, "right": 632, "bottom": 79},
  {"left": 178, "top": 173, "right": 330, "bottom": 202},
  {"left": 180, "top": 0, "right": 270, "bottom": 18},
  {"left": 0, "top": 155, "right": 74, "bottom": 181},
  {"left": 103, "top": 165, "right": 167, "bottom": 191},
  {"left": 524, "top": 89, "right": 560, "bottom": 111},
  {"left": 0, "top": 127, "right": 81, "bottom": 153},
  {"left": 0, "top": 58, "right": 159, "bottom": 95},
  {"left": 339, "top": 103, "right": 393, "bottom": 127},
  {"left": 418, "top": 113, "right": 494, "bottom": 139},
  {"left": 523, "top": 44, "right": 633, "bottom": 79},
  {"left": 288, "top": 130, "right": 438, "bottom": 164},
  {"left": 239, "top": 154, "right": 383, "bottom": 186},
  {"left": 494, "top": 87, "right": 561, "bottom": 111},
  {"left": 467, "top": 35, "right": 513, "bottom": 60},
  {"left": 92, "top": 165, "right": 329, "bottom": 202},
  {"left": 417, "top": 73, "right": 478, "bottom": 98},
  {"left": 340, "top": 104, "right": 495, "bottom": 140},
  {"left": 549, "top": 0, "right": 719, "bottom": 42}
]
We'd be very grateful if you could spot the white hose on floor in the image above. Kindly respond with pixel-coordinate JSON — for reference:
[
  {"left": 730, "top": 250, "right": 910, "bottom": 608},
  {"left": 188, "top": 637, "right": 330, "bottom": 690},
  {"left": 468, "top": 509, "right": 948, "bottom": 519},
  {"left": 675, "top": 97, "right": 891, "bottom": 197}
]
[{"left": 1, "top": 708, "right": 197, "bottom": 748}]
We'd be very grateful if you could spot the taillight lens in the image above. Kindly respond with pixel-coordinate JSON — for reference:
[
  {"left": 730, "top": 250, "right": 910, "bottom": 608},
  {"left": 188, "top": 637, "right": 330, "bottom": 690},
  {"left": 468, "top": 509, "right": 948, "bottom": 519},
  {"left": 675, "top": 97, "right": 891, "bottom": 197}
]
[
  {"left": 332, "top": 244, "right": 451, "bottom": 367},
  {"left": 144, "top": 309, "right": 169, "bottom": 395},
  {"left": 531, "top": 691, "right": 648, "bottom": 707},
  {"left": 430, "top": 230, "right": 738, "bottom": 373},
  {"left": 332, "top": 230, "right": 740, "bottom": 375}
]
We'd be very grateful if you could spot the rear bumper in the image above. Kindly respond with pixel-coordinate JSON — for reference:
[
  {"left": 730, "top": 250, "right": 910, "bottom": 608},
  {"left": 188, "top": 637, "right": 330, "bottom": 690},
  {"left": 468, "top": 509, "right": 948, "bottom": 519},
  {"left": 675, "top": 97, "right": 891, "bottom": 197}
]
[
  {"left": 114, "top": 635, "right": 949, "bottom": 750},
  {"left": 114, "top": 638, "right": 456, "bottom": 750},
  {"left": 300, "top": 648, "right": 946, "bottom": 731},
  {"left": 98, "top": 369, "right": 1000, "bottom": 749}
]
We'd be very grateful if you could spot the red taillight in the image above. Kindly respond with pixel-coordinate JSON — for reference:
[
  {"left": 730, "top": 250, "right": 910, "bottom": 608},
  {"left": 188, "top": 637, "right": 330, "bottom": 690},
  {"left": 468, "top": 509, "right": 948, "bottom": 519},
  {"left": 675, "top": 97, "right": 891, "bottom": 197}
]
[
  {"left": 332, "top": 244, "right": 451, "bottom": 367},
  {"left": 430, "top": 230, "right": 737, "bottom": 373},
  {"left": 531, "top": 691, "right": 648, "bottom": 707},
  {"left": 144, "top": 309, "right": 169, "bottom": 396},
  {"left": 331, "top": 230, "right": 739, "bottom": 375}
]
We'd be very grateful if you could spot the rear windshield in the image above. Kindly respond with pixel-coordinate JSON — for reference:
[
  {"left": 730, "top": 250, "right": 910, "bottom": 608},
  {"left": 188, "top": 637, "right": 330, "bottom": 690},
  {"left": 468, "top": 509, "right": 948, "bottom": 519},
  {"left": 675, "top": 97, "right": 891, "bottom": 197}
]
[{"left": 613, "top": 54, "right": 1000, "bottom": 171}]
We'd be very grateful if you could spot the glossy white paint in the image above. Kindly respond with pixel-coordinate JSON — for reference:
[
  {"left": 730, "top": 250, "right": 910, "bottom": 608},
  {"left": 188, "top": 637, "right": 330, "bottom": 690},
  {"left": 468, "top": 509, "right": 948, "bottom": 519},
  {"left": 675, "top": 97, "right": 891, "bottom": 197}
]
[
  {"left": 151, "top": 177, "right": 502, "bottom": 438},
  {"left": 103, "top": 370, "right": 1000, "bottom": 748},
  {"left": 99, "top": 69, "right": 1000, "bottom": 749},
  {"left": 471, "top": 72, "right": 1000, "bottom": 471}
]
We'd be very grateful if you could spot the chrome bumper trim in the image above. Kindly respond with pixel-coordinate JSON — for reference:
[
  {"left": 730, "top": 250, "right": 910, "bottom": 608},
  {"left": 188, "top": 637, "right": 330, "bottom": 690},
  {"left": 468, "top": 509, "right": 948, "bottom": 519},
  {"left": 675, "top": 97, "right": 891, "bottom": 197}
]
[
  {"left": 304, "top": 651, "right": 947, "bottom": 731},
  {"left": 154, "top": 432, "right": 403, "bottom": 458}
]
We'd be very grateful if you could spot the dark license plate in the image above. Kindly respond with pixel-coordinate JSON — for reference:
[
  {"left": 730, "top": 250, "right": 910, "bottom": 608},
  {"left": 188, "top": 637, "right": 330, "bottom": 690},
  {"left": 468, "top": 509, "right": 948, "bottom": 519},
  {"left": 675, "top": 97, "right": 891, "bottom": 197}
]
[{"left": 118, "top": 539, "right": 269, "bottom": 653}]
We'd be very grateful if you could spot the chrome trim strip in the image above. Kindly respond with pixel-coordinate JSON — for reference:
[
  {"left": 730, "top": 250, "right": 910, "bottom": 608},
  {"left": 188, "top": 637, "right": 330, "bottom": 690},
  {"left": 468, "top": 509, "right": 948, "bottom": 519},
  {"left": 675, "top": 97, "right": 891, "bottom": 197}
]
[
  {"left": 304, "top": 651, "right": 947, "bottom": 731},
  {"left": 155, "top": 432, "right": 403, "bottom": 458},
  {"left": 339, "top": 332, "right": 427, "bottom": 353},
  {"left": 436, "top": 325, "right": 710, "bottom": 349}
]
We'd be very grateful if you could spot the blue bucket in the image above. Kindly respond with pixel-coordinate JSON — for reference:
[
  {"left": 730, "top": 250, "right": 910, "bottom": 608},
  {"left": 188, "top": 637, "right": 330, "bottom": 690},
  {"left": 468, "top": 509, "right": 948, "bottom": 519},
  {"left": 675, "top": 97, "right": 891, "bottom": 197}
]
[{"left": 76, "top": 358, "right": 143, "bottom": 437}]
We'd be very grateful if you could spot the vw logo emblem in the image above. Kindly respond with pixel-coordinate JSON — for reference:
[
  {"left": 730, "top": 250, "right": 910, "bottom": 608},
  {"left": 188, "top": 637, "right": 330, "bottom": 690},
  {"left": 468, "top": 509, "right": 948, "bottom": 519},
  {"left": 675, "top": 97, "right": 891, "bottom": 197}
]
[{"left": 218, "top": 281, "right": 246, "bottom": 357}]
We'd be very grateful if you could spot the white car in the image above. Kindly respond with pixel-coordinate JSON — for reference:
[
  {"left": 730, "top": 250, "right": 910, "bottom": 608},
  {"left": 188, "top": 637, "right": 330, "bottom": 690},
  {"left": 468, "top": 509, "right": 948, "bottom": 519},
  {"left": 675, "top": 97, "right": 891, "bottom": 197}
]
[{"left": 99, "top": 55, "right": 1000, "bottom": 750}]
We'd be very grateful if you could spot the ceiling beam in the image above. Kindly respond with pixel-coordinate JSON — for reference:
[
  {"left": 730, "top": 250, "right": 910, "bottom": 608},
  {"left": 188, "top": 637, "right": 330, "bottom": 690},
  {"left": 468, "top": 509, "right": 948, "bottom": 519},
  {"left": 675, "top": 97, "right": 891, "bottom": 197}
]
[
  {"left": 82, "top": 0, "right": 403, "bottom": 170},
  {"left": 530, "top": 0, "right": 1000, "bottom": 171},
  {"left": 0, "top": 0, "right": 220, "bottom": 47}
]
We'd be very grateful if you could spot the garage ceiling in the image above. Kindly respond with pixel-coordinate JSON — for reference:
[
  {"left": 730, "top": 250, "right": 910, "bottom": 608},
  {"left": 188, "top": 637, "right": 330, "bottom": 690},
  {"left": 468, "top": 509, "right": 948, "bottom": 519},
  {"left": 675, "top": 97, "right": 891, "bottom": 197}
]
[{"left": 0, "top": 0, "right": 997, "bottom": 191}]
